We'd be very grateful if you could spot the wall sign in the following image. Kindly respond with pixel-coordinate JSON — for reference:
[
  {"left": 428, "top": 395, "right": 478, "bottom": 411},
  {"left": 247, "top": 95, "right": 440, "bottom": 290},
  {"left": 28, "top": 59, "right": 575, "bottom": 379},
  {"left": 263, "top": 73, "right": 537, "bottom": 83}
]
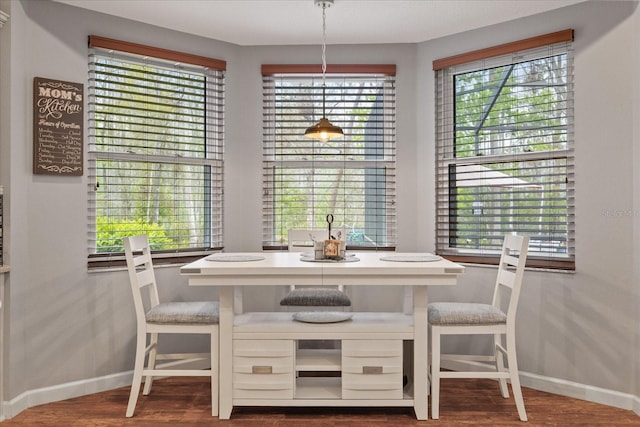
[{"left": 33, "top": 77, "right": 84, "bottom": 176}]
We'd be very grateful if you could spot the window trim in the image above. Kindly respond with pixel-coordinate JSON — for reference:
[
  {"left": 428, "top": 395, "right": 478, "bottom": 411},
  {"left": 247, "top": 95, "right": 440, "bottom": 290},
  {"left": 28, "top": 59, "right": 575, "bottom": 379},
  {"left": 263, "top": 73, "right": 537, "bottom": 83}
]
[
  {"left": 88, "top": 35, "right": 226, "bottom": 71},
  {"left": 432, "top": 29, "right": 573, "bottom": 70},
  {"left": 87, "top": 36, "right": 226, "bottom": 268}
]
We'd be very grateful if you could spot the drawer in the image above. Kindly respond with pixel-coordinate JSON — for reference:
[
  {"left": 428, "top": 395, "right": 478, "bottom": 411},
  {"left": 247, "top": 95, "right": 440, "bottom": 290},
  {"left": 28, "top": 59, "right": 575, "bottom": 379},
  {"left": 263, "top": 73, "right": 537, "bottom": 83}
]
[
  {"left": 342, "top": 339, "right": 403, "bottom": 400},
  {"left": 342, "top": 339, "right": 403, "bottom": 358},
  {"left": 233, "top": 340, "right": 294, "bottom": 400},
  {"left": 234, "top": 339, "right": 294, "bottom": 358}
]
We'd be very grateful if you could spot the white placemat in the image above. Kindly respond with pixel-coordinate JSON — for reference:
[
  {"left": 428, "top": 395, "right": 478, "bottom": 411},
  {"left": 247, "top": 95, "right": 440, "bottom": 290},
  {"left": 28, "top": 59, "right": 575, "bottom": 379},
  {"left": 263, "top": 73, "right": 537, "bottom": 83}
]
[
  {"left": 205, "top": 254, "right": 265, "bottom": 262},
  {"left": 292, "top": 311, "right": 353, "bottom": 323},
  {"left": 379, "top": 254, "right": 442, "bottom": 262}
]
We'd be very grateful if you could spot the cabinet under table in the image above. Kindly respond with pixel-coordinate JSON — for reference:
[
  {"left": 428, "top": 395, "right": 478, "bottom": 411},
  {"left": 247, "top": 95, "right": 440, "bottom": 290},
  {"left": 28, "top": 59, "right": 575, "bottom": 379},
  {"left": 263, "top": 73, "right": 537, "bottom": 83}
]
[
  {"left": 232, "top": 312, "right": 414, "bottom": 407},
  {"left": 181, "top": 251, "right": 465, "bottom": 419}
]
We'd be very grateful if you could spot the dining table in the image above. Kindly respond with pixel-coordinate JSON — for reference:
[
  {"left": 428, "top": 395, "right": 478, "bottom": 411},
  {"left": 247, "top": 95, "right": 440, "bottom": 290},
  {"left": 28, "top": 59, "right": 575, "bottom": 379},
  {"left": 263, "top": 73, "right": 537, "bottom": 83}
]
[{"left": 180, "top": 251, "right": 464, "bottom": 420}]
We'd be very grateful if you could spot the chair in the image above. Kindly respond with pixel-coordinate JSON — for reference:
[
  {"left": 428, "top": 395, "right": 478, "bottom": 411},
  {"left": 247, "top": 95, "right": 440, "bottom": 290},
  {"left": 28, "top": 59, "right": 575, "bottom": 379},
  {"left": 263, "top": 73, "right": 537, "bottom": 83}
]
[
  {"left": 279, "top": 228, "right": 351, "bottom": 309},
  {"left": 428, "top": 234, "right": 530, "bottom": 421},
  {"left": 123, "top": 235, "right": 219, "bottom": 417}
]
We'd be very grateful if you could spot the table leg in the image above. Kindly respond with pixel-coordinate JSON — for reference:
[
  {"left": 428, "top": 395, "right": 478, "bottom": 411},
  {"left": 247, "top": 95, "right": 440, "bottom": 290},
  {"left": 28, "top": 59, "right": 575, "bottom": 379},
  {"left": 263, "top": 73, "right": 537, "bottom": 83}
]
[
  {"left": 233, "top": 286, "right": 243, "bottom": 314},
  {"left": 413, "top": 285, "right": 428, "bottom": 420},
  {"left": 218, "top": 287, "right": 234, "bottom": 419}
]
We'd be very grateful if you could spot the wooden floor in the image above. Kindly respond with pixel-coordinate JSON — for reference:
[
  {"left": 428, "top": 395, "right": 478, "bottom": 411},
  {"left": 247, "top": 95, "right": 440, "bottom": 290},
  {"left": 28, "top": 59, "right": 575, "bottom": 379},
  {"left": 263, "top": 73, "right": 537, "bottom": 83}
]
[{"left": 2, "top": 377, "right": 638, "bottom": 426}]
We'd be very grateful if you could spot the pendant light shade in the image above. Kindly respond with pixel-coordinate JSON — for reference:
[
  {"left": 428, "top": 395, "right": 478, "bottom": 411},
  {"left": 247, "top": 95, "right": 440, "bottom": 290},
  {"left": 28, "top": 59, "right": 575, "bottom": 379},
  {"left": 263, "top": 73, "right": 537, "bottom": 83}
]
[
  {"left": 304, "top": 117, "right": 343, "bottom": 141},
  {"left": 304, "top": 0, "right": 343, "bottom": 142}
]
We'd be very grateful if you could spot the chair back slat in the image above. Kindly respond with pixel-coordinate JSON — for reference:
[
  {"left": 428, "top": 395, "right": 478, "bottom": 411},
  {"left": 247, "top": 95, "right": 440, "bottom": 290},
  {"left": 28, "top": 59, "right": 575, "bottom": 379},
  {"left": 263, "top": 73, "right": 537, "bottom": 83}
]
[
  {"left": 492, "top": 235, "right": 529, "bottom": 322},
  {"left": 136, "top": 269, "right": 156, "bottom": 289},
  {"left": 502, "top": 253, "right": 519, "bottom": 268},
  {"left": 497, "top": 268, "right": 516, "bottom": 289},
  {"left": 124, "top": 235, "right": 161, "bottom": 326}
]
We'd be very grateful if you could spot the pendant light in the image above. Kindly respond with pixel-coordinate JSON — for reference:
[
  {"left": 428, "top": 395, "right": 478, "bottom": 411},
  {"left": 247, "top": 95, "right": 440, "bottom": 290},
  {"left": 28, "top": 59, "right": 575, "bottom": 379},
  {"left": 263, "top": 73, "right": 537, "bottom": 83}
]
[{"left": 304, "top": 0, "right": 343, "bottom": 142}]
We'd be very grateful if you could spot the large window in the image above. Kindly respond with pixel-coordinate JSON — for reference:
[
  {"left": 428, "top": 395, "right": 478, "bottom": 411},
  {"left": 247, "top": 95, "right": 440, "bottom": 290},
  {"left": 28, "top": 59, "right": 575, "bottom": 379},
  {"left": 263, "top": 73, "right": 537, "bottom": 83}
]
[
  {"left": 87, "top": 36, "right": 225, "bottom": 267},
  {"left": 262, "top": 65, "right": 396, "bottom": 249},
  {"left": 434, "top": 30, "right": 575, "bottom": 269}
]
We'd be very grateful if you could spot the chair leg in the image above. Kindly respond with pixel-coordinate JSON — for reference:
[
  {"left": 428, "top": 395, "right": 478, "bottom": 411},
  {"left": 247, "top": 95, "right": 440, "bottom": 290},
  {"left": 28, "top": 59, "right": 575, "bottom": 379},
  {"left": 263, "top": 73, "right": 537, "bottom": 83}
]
[
  {"left": 143, "top": 332, "right": 158, "bottom": 395},
  {"left": 506, "top": 332, "right": 527, "bottom": 422},
  {"left": 211, "top": 328, "right": 219, "bottom": 417},
  {"left": 494, "top": 333, "right": 509, "bottom": 398},
  {"left": 126, "top": 332, "right": 147, "bottom": 417},
  {"left": 430, "top": 326, "right": 441, "bottom": 420}
]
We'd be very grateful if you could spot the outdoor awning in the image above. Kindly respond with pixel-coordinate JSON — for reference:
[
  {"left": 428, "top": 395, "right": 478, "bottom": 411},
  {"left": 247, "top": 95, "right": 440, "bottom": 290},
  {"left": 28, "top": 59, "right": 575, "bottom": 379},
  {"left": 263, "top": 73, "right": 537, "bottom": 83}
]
[{"left": 455, "top": 164, "right": 543, "bottom": 189}]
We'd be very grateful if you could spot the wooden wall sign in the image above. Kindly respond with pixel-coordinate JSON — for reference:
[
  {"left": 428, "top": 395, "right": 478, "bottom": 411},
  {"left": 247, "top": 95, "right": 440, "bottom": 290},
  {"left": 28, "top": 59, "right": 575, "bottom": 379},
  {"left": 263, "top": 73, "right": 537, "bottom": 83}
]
[{"left": 33, "top": 77, "right": 84, "bottom": 176}]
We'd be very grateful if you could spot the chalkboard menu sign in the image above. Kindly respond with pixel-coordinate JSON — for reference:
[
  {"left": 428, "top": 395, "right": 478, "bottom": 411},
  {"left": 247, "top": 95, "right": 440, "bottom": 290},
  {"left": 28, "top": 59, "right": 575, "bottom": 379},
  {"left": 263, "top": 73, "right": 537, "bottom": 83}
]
[{"left": 33, "top": 77, "right": 84, "bottom": 176}]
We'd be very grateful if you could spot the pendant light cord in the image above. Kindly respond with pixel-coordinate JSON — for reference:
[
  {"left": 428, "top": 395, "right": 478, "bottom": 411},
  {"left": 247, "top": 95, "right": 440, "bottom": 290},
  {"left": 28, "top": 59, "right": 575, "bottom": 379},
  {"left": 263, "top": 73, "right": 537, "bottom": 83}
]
[
  {"left": 322, "top": 2, "right": 327, "bottom": 80},
  {"left": 321, "top": 1, "right": 327, "bottom": 117}
]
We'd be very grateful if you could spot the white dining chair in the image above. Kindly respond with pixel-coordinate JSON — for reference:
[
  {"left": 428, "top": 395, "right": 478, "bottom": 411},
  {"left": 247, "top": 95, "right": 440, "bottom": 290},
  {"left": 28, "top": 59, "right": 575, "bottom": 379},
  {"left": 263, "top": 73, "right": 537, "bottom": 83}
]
[
  {"left": 428, "top": 234, "right": 530, "bottom": 421},
  {"left": 279, "top": 228, "right": 351, "bottom": 309},
  {"left": 123, "top": 234, "right": 219, "bottom": 417}
]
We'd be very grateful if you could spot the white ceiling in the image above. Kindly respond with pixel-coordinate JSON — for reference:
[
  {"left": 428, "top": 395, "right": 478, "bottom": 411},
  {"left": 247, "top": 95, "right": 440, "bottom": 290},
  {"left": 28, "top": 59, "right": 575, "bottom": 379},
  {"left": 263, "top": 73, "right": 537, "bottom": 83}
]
[{"left": 53, "top": 0, "right": 585, "bottom": 46}]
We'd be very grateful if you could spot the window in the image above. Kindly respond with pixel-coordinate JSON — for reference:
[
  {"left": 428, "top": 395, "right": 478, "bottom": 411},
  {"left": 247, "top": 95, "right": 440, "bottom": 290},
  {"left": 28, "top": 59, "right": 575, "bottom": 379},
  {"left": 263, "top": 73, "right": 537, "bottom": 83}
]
[
  {"left": 87, "top": 36, "right": 225, "bottom": 267},
  {"left": 262, "top": 65, "right": 396, "bottom": 249},
  {"left": 434, "top": 30, "right": 575, "bottom": 269}
]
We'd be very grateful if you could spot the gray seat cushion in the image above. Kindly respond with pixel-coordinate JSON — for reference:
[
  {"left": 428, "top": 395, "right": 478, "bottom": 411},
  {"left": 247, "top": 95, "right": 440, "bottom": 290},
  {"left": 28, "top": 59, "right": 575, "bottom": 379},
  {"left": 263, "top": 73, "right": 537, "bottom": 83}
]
[
  {"left": 428, "top": 302, "right": 506, "bottom": 326},
  {"left": 146, "top": 301, "right": 219, "bottom": 325},
  {"left": 280, "top": 288, "right": 351, "bottom": 307}
]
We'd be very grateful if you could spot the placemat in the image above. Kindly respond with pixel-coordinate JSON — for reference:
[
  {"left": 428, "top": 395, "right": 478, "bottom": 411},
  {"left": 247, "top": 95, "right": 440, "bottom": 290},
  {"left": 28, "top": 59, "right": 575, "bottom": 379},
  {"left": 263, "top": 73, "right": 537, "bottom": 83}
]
[
  {"left": 205, "top": 254, "right": 265, "bottom": 262},
  {"left": 379, "top": 254, "right": 442, "bottom": 262}
]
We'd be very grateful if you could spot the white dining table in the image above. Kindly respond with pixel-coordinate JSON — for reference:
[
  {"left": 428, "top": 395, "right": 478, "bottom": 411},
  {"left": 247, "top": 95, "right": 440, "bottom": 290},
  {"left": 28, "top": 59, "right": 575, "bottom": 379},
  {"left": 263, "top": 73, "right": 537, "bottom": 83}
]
[{"left": 181, "top": 251, "right": 464, "bottom": 420}]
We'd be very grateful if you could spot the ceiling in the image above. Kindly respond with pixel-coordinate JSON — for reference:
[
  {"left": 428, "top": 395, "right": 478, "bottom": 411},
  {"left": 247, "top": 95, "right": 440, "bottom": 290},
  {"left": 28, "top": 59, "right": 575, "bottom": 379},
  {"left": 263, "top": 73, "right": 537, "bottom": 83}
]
[{"left": 53, "top": 0, "right": 585, "bottom": 46}]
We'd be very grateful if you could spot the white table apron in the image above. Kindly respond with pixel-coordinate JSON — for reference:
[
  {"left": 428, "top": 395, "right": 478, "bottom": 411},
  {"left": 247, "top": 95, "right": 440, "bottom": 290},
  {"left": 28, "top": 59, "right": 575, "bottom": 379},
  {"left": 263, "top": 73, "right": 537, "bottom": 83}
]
[{"left": 181, "top": 252, "right": 464, "bottom": 420}]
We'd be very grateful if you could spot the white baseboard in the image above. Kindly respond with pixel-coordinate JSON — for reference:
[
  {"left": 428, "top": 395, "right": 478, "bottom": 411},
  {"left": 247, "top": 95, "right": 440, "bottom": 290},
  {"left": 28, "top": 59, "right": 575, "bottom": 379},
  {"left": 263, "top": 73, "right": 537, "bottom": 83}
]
[
  {"left": 2, "top": 359, "right": 211, "bottom": 420},
  {"left": 441, "top": 360, "right": 639, "bottom": 414},
  {"left": 2, "top": 363, "right": 639, "bottom": 420},
  {"left": 2, "top": 370, "right": 133, "bottom": 420},
  {"left": 520, "top": 371, "right": 636, "bottom": 411}
]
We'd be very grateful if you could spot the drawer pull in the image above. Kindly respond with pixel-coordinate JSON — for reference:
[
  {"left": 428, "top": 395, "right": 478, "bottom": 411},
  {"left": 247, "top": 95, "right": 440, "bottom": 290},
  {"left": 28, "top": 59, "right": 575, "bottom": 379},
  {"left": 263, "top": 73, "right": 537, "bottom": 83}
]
[
  {"left": 252, "top": 365, "right": 273, "bottom": 374},
  {"left": 362, "top": 366, "right": 383, "bottom": 375}
]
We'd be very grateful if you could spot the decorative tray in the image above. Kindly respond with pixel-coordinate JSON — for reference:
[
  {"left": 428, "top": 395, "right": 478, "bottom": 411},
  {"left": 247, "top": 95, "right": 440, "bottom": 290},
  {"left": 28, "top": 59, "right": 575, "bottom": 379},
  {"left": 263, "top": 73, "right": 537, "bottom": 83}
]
[
  {"left": 299, "top": 256, "right": 360, "bottom": 263},
  {"left": 292, "top": 311, "right": 353, "bottom": 323}
]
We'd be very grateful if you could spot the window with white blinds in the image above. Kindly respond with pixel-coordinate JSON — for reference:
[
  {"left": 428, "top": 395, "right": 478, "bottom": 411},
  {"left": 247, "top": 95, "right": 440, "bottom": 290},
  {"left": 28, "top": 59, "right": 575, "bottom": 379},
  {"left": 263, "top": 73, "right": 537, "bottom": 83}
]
[
  {"left": 262, "top": 65, "right": 396, "bottom": 249},
  {"left": 434, "top": 31, "right": 575, "bottom": 269},
  {"left": 87, "top": 36, "right": 225, "bottom": 267}
]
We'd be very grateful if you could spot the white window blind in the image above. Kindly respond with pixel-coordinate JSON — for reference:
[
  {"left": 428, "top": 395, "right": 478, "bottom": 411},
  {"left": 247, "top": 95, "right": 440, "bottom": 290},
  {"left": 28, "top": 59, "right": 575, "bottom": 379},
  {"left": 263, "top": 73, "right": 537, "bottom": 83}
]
[
  {"left": 262, "top": 66, "right": 396, "bottom": 249},
  {"left": 435, "top": 33, "right": 575, "bottom": 269},
  {"left": 87, "top": 37, "right": 225, "bottom": 266}
]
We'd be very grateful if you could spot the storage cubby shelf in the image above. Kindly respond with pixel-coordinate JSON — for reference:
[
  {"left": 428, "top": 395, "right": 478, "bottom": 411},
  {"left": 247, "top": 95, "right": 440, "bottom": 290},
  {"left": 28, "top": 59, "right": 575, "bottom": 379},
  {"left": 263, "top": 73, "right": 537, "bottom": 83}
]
[{"left": 296, "top": 349, "right": 341, "bottom": 371}]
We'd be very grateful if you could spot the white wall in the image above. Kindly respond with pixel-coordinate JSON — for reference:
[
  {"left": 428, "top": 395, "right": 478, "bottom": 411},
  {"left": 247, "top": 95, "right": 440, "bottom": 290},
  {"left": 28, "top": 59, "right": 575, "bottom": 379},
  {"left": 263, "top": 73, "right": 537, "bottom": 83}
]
[
  {"left": 633, "top": 0, "right": 640, "bottom": 404},
  {"left": 418, "top": 0, "right": 640, "bottom": 399},
  {"left": 0, "top": 0, "right": 638, "bottom": 417},
  {"left": 0, "top": 0, "right": 241, "bottom": 411}
]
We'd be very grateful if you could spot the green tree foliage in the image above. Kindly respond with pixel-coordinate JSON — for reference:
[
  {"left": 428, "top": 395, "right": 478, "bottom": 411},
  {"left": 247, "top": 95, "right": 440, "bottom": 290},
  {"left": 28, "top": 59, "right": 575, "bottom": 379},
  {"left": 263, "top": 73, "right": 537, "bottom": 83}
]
[
  {"left": 91, "top": 55, "right": 221, "bottom": 254},
  {"left": 451, "top": 54, "right": 570, "bottom": 253},
  {"left": 96, "top": 217, "right": 172, "bottom": 253}
]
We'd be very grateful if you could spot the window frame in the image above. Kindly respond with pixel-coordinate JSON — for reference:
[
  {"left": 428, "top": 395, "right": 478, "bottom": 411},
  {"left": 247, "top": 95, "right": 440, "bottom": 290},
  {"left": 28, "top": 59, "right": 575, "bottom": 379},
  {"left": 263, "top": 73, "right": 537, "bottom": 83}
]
[
  {"left": 261, "top": 64, "right": 397, "bottom": 250},
  {"left": 86, "top": 36, "right": 226, "bottom": 268},
  {"left": 434, "top": 30, "right": 575, "bottom": 270}
]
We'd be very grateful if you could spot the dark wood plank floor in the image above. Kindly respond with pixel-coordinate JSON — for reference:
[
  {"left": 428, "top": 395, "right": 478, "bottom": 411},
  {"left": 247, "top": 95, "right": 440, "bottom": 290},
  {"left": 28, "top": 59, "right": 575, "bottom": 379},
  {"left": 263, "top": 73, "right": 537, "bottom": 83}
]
[{"left": 2, "top": 377, "right": 638, "bottom": 426}]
